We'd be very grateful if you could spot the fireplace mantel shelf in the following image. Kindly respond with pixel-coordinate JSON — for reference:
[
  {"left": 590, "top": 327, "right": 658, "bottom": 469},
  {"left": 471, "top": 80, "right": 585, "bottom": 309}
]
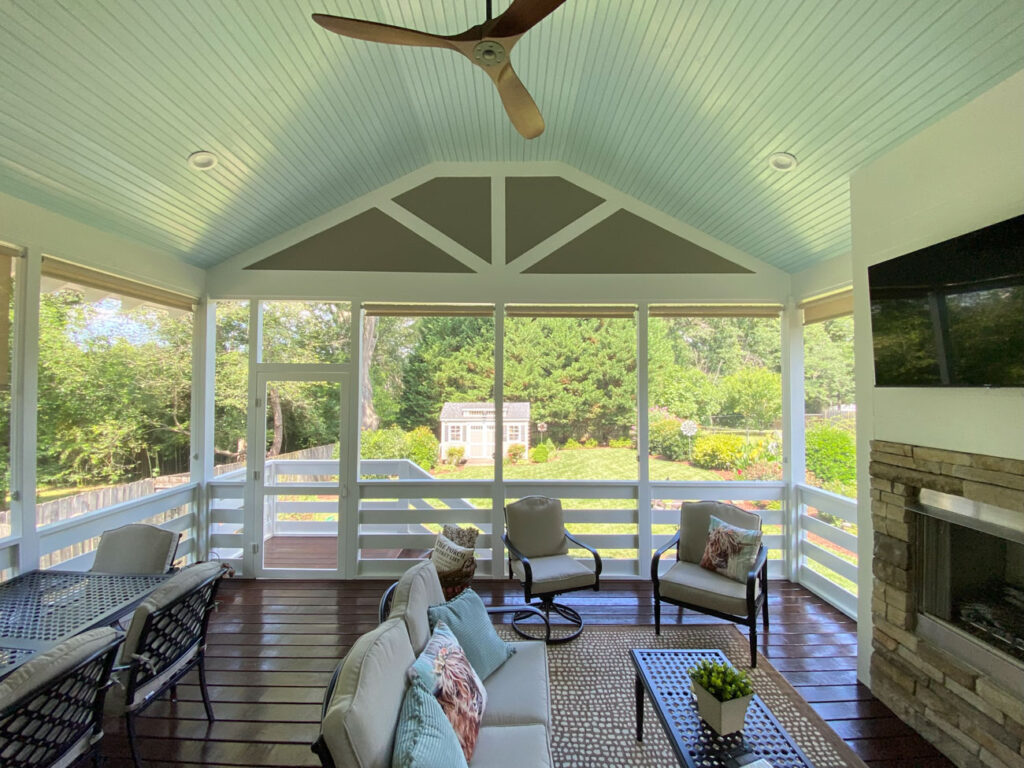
[{"left": 907, "top": 488, "right": 1024, "bottom": 546}]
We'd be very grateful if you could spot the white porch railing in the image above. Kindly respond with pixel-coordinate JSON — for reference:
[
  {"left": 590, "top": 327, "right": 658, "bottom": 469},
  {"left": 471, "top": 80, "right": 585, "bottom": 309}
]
[
  {"left": 794, "top": 483, "right": 859, "bottom": 618},
  {"left": 0, "top": 483, "right": 200, "bottom": 578}
]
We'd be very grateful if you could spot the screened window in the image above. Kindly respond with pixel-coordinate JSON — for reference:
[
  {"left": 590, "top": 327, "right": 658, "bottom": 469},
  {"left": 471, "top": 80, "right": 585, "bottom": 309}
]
[
  {"left": 0, "top": 245, "right": 17, "bottom": 540},
  {"left": 261, "top": 300, "right": 351, "bottom": 364}
]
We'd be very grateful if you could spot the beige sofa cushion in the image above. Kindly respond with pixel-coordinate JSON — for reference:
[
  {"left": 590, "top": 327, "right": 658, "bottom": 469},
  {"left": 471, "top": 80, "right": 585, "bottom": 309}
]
[
  {"left": 658, "top": 560, "right": 760, "bottom": 617},
  {"left": 505, "top": 496, "right": 568, "bottom": 557},
  {"left": 321, "top": 618, "right": 415, "bottom": 768},
  {"left": 511, "top": 554, "right": 595, "bottom": 593},
  {"left": 470, "top": 724, "right": 552, "bottom": 768},
  {"left": 388, "top": 560, "right": 445, "bottom": 654},
  {"left": 480, "top": 640, "right": 550, "bottom": 729}
]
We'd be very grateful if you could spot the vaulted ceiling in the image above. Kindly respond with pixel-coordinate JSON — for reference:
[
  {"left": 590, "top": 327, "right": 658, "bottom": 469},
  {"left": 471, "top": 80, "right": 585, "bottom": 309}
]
[{"left": 1, "top": 0, "right": 1021, "bottom": 272}]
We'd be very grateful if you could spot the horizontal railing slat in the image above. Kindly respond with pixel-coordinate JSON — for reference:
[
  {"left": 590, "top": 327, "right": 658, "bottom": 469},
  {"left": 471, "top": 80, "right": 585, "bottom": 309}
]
[
  {"left": 800, "top": 513, "right": 858, "bottom": 553},
  {"left": 798, "top": 565, "right": 857, "bottom": 619},
  {"left": 799, "top": 539, "right": 858, "bottom": 583},
  {"left": 650, "top": 481, "right": 786, "bottom": 501},
  {"left": 796, "top": 484, "right": 858, "bottom": 522},
  {"left": 358, "top": 508, "right": 491, "bottom": 525}
]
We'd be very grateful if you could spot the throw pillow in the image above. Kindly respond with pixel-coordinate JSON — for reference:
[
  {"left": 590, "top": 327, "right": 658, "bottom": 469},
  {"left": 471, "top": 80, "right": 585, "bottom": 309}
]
[
  {"left": 409, "top": 622, "right": 487, "bottom": 762},
  {"left": 699, "top": 514, "right": 762, "bottom": 583},
  {"left": 392, "top": 678, "right": 469, "bottom": 768},
  {"left": 430, "top": 534, "right": 474, "bottom": 574},
  {"left": 428, "top": 588, "right": 515, "bottom": 679},
  {"left": 442, "top": 524, "right": 479, "bottom": 549}
]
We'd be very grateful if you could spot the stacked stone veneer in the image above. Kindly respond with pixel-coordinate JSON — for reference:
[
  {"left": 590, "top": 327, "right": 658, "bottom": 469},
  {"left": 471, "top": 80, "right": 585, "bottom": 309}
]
[{"left": 870, "top": 440, "right": 1024, "bottom": 768}]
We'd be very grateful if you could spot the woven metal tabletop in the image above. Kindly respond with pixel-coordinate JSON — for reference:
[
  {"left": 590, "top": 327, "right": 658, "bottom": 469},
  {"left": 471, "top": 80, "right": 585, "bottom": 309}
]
[
  {"left": 0, "top": 570, "right": 170, "bottom": 677},
  {"left": 631, "top": 648, "right": 812, "bottom": 768}
]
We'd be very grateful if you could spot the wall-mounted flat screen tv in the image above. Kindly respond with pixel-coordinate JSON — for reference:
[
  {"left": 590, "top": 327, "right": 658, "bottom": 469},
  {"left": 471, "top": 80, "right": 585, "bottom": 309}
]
[{"left": 869, "top": 214, "right": 1024, "bottom": 387}]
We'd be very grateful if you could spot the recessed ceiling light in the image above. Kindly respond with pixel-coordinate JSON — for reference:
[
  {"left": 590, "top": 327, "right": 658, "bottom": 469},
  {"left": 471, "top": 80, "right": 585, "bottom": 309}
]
[
  {"left": 186, "top": 150, "right": 218, "bottom": 172},
  {"left": 768, "top": 152, "right": 798, "bottom": 172}
]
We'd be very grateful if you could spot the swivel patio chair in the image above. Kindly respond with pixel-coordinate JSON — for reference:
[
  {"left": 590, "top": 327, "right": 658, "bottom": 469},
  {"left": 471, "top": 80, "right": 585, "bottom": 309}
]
[
  {"left": 91, "top": 523, "right": 181, "bottom": 574},
  {"left": 651, "top": 500, "right": 768, "bottom": 667},
  {"left": 503, "top": 495, "right": 601, "bottom": 643},
  {"left": 0, "top": 627, "right": 122, "bottom": 768},
  {"left": 110, "top": 561, "right": 226, "bottom": 768}
]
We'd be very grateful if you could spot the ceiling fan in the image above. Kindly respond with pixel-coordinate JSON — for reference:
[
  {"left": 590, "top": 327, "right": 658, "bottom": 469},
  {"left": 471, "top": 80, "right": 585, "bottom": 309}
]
[{"left": 312, "top": 0, "right": 567, "bottom": 139}]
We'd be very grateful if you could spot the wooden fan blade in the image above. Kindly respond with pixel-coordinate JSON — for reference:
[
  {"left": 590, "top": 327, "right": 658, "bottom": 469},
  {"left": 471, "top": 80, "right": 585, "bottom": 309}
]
[
  {"left": 490, "top": 0, "right": 567, "bottom": 39},
  {"left": 312, "top": 13, "right": 453, "bottom": 49},
  {"left": 493, "top": 63, "right": 545, "bottom": 139}
]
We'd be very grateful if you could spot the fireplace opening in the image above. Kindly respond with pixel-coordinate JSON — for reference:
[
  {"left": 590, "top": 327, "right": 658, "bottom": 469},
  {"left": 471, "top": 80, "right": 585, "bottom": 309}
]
[{"left": 919, "top": 515, "right": 1024, "bottom": 663}]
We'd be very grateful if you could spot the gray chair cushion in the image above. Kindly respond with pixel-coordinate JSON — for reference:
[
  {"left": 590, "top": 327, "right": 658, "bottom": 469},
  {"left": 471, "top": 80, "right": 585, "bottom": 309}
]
[
  {"left": 505, "top": 496, "right": 568, "bottom": 558},
  {"left": 388, "top": 560, "right": 445, "bottom": 655},
  {"left": 511, "top": 555, "right": 596, "bottom": 594},
  {"left": 119, "top": 561, "right": 223, "bottom": 665},
  {"left": 658, "top": 560, "right": 761, "bottom": 617},
  {"left": 91, "top": 523, "right": 179, "bottom": 574},
  {"left": 0, "top": 627, "right": 119, "bottom": 707},
  {"left": 678, "top": 501, "right": 761, "bottom": 564},
  {"left": 322, "top": 618, "right": 416, "bottom": 768},
  {"left": 470, "top": 723, "right": 552, "bottom": 768},
  {"left": 480, "top": 640, "right": 550, "bottom": 729}
]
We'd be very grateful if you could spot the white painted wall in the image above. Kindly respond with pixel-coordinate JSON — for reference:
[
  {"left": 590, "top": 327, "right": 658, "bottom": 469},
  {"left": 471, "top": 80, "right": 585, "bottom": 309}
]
[
  {"left": 0, "top": 191, "right": 206, "bottom": 296},
  {"left": 850, "top": 69, "right": 1024, "bottom": 684}
]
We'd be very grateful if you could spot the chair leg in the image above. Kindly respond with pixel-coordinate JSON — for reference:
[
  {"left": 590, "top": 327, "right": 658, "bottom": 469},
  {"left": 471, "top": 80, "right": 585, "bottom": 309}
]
[
  {"left": 125, "top": 712, "right": 142, "bottom": 768},
  {"left": 762, "top": 589, "right": 770, "bottom": 630},
  {"left": 749, "top": 623, "right": 758, "bottom": 668},
  {"left": 654, "top": 598, "right": 661, "bottom": 635},
  {"left": 198, "top": 653, "right": 216, "bottom": 722}
]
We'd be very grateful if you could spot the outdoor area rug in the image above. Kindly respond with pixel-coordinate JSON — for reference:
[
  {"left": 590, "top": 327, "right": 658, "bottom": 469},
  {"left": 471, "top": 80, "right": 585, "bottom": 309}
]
[{"left": 497, "top": 623, "right": 868, "bottom": 768}]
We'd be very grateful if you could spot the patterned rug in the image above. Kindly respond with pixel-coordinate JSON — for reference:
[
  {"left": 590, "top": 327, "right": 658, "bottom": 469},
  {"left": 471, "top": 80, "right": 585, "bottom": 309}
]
[{"left": 498, "top": 623, "right": 868, "bottom": 768}]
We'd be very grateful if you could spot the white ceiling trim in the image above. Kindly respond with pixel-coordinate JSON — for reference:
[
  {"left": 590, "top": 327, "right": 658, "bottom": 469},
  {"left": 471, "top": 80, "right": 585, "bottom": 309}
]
[
  {"left": 509, "top": 200, "right": 618, "bottom": 273},
  {"left": 376, "top": 199, "right": 483, "bottom": 273}
]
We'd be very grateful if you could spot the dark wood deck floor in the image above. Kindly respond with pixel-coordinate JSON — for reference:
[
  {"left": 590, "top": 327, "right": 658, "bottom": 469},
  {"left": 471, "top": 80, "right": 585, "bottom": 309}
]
[{"left": 97, "top": 578, "right": 953, "bottom": 767}]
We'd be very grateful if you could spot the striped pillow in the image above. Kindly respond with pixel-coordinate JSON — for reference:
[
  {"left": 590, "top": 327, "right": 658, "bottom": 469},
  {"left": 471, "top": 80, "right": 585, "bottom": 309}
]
[{"left": 391, "top": 679, "right": 469, "bottom": 768}]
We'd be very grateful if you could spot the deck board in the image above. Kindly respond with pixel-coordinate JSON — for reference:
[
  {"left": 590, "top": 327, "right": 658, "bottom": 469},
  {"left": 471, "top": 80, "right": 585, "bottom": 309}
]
[{"left": 97, "top": 578, "right": 953, "bottom": 767}]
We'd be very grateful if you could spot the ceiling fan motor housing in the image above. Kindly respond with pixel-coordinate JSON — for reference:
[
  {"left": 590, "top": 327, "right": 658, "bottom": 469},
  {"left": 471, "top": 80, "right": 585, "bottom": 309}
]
[{"left": 473, "top": 40, "right": 506, "bottom": 67}]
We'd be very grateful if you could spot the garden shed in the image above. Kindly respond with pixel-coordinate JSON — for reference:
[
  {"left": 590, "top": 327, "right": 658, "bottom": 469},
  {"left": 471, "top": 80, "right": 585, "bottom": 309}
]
[{"left": 439, "top": 402, "right": 530, "bottom": 461}]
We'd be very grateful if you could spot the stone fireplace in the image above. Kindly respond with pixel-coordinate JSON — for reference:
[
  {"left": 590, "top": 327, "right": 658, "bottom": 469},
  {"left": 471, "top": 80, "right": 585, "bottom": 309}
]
[{"left": 870, "top": 441, "right": 1024, "bottom": 768}]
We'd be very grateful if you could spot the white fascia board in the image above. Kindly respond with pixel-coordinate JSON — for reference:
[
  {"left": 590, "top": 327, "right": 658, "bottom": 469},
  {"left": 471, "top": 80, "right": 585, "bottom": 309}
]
[
  {"left": 789, "top": 252, "right": 853, "bottom": 303},
  {"left": 0, "top": 191, "right": 205, "bottom": 297}
]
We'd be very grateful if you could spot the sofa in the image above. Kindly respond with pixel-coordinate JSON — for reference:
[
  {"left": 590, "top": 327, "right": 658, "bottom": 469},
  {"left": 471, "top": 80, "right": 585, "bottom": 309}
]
[{"left": 311, "top": 560, "right": 554, "bottom": 768}]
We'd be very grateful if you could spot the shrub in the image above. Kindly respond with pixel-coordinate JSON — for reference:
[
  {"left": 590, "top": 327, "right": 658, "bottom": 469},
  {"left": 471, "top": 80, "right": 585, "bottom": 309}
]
[
  {"left": 360, "top": 427, "right": 408, "bottom": 461},
  {"left": 649, "top": 417, "right": 688, "bottom": 461},
  {"left": 445, "top": 445, "right": 465, "bottom": 466},
  {"left": 507, "top": 443, "right": 526, "bottom": 463},
  {"left": 530, "top": 443, "right": 550, "bottom": 463},
  {"left": 584, "top": 438, "right": 599, "bottom": 448},
  {"left": 407, "top": 426, "right": 440, "bottom": 471},
  {"left": 691, "top": 433, "right": 745, "bottom": 470},
  {"left": 609, "top": 437, "right": 632, "bottom": 449},
  {"left": 805, "top": 422, "right": 855, "bottom": 486},
  {"left": 563, "top": 438, "right": 582, "bottom": 450}
]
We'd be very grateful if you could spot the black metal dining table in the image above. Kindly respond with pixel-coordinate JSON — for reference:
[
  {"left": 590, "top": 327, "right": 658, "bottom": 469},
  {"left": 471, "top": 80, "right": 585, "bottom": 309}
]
[{"left": 0, "top": 569, "right": 172, "bottom": 679}]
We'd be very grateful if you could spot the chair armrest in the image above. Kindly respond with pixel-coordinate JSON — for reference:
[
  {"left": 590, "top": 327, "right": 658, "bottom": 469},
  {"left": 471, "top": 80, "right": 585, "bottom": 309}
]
[
  {"left": 486, "top": 605, "right": 550, "bottom": 642},
  {"left": 564, "top": 530, "right": 602, "bottom": 578},
  {"left": 379, "top": 581, "right": 399, "bottom": 623},
  {"left": 746, "top": 544, "right": 769, "bottom": 605},
  {"left": 651, "top": 531, "right": 680, "bottom": 583},
  {"left": 502, "top": 533, "right": 533, "bottom": 590}
]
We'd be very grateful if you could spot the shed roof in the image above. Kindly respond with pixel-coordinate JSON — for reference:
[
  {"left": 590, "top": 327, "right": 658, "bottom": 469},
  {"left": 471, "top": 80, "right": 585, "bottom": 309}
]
[{"left": 440, "top": 402, "right": 530, "bottom": 421}]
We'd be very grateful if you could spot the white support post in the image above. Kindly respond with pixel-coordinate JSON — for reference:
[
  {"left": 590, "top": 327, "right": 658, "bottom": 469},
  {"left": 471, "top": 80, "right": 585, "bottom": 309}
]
[
  {"left": 191, "top": 298, "right": 216, "bottom": 562},
  {"left": 491, "top": 306, "right": 504, "bottom": 578},
  {"left": 12, "top": 247, "right": 38, "bottom": 573},
  {"left": 243, "top": 301, "right": 262, "bottom": 577},
  {"left": 636, "top": 305, "right": 651, "bottom": 578},
  {"left": 343, "top": 304, "right": 362, "bottom": 578},
  {"left": 780, "top": 301, "right": 805, "bottom": 582}
]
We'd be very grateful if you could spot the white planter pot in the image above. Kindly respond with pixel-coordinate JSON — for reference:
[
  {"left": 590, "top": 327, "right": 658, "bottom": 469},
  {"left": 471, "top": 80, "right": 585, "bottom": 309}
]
[{"left": 692, "top": 683, "right": 753, "bottom": 735}]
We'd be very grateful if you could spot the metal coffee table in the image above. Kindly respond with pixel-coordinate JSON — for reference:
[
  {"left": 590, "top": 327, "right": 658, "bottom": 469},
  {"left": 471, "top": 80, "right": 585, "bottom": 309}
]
[{"left": 631, "top": 648, "right": 812, "bottom": 768}]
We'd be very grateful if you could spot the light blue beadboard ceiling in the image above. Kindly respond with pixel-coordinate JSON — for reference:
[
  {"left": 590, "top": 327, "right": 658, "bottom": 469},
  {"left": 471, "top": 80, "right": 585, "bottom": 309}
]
[{"left": 0, "top": 0, "right": 1021, "bottom": 271}]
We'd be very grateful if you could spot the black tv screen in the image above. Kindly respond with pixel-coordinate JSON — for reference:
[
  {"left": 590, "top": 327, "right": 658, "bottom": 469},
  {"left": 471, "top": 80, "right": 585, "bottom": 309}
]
[{"left": 869, "top": 214, "right": 1024, "bottom": 387}]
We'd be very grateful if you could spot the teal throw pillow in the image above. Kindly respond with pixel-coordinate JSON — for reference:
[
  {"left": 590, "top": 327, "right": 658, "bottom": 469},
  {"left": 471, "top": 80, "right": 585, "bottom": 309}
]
[
  {"left": 392, "top": 679, "right": 469, "bottom": 768},
  {"left": 428, "top": 588, "right": 515, "bottom": 680}
]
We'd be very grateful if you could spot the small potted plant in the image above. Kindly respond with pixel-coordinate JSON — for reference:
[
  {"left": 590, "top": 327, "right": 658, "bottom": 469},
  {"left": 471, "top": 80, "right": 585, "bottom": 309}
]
[{"left": 689, "top": 659, "right": 754, "bottom": 735}]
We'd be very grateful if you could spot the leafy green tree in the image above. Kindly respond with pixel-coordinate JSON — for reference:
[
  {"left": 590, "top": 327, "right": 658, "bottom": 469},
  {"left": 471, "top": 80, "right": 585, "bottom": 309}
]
[
  {"left": 720, "top": 367, "right": 782, "bottom": 429},
  {"left": 803, "top": 317, "right": 855, "bottom": 413}
]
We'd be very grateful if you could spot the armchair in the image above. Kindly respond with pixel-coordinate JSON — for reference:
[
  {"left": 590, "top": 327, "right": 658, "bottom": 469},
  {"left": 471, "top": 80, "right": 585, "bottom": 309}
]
[
  {"left": 92, "top": 523, "right": 181, "bottom": 574},
  {"left": 651, "top": 501, "right": 768, "bottom": 667},
  {"left": 503, "top": 495, "right": 601, "bottom": 643}
]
